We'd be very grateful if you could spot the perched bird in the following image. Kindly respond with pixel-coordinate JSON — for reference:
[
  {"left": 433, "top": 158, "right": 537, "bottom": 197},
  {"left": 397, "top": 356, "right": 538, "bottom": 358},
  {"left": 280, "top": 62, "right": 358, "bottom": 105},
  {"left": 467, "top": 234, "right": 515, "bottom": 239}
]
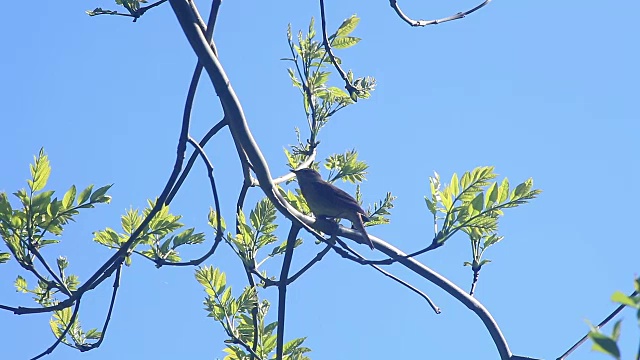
[{"left": 293, "top": 168, "right": 375, "bottom": 250}]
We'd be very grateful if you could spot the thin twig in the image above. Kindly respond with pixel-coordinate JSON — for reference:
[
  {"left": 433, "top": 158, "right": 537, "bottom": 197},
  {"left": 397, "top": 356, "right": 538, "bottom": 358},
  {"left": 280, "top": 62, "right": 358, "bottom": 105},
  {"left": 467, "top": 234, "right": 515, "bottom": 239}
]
[
  {"left": 389, "top": 0, "right": 491, "bottom": 27},
  {"left": 556, "top": 290, "right": 639, "bottom": 360},
  {"left": 231, "top": 337, "right": 264, "bottom": 360},
  {"left": 286, "top": 243, "right": 332, "bottom": 285},
  {"left": 318, "top": 0, "right": 356, "bottom": 96},
  {"left": 137, "top": 0, "right": 168, "bottom": 18},
  {"left": 469, "top": 268, "right": 480, "bottom": 296},
  {"left": 80, "top": 263, "right": 123, "bottom": 351},
  {"left": 276, "top": 225, "right": 301, "bottom": 360},
  {"left": 25, "top": 241, "right": 71, "bottom": 296},
  {"left": 166, "top": 0, "right": 225, "bottom": 205},
  {"left": 30, "top": 299, "right": 81, "bottom": 360},
  {"left": 166, "top": 118, "right": 227, "bottom": 204},
  {"left": 157, "top": 136, "right": 224, "bottom": 267},
  {"left": 333, "top": 238, "right": 440, "bottom": 314}
]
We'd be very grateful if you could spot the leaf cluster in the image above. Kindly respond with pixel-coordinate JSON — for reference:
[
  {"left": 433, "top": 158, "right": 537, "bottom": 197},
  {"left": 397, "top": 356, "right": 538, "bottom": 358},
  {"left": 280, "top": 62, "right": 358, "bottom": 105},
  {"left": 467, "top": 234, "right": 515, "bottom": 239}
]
[
  {"left": 0, "top": 149, "right": 111, "bottom": 267},
  {"left": 0, "top": 149, "right": 110, "bottom": 349},
  {"left": 196, "top": 266, "right": 311, "bottom": 360},
  {"left": 425, "top": 166, "right": 541, "bottom": 270},
  {"left": 93, "top": 199, "right": 205, "bottom": 265},
  {"left": 209, "top": 198, "right": 302, "bottom": 272},
  {"left": 284, "top": 16, "right": 375, "bottom": 156},
  {"left": 50, "top": 306, "right": 102, "bottom": 349}
]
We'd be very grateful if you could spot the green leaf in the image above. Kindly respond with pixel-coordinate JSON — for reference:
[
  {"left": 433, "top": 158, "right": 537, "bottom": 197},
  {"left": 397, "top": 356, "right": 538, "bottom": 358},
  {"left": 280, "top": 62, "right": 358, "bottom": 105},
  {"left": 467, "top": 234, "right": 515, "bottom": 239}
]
[
  {"left": 512, "top": 178, "right": 533, "bottom": 199},
  {"left": 172, "top": 228, "right": 205, "bottom": 248},
  {"left": 15, "top": 276, "right": 28, "bottom": 293},
  {"left": 486, "top": 182, "right": 499, "bottom": 208},
  {"left": 62, "top": 185, "right": 76, "bottom": 209},
  {"left": 31, "top": 190, "right": 54, "bottom": 211},
  {"left": 450, "top": 173, "right": 460, "bottom": 198},
  {"left": 85, "top": 328, "right": 103, "bottom": 339},
  {"left": 220, "top": 287, "right": 232, "bottom": 307},
  {"left": 90, "top": 184, "right": 113, "bottom": 203},
  {"left": 335, "top": 15, "right": 359, "bottom": 37},
  {"left": 284, "top": 337, "right": 307, "bottom": 355},
  {"left": 331, "top": 36, "right": 361, "bottom": 49},
  {"left": 29, "top": 148, "right": 51, "bottom": 192},
  {"left": 208, "top": 208, "right": 226, "bottom": 233},
  {"left": 307, "top": 17, "right": 316, "bottom": 39},
  {"left": 0, "top": 252, "right": 10, "bottom": 264},
  {"left": 57, "top": 256, "right": 69, "bottom": 271},
  {"left": 470, "top": 193, "right": 484, "bottom": 212},
  {"left": 77, "top": 185, "right": 94, "bottom": 205},
  {"left": 611, "top": 291, "right": 639, "bottom": 308},
  {"left": 0, "top": 192, "right": 12, "bottom": 221},
  {"left": 497, "top": 178, "right": 509, "bottom": 203},
  {"left": 590, "top": 332, "right": 621, "bottom": 359}
]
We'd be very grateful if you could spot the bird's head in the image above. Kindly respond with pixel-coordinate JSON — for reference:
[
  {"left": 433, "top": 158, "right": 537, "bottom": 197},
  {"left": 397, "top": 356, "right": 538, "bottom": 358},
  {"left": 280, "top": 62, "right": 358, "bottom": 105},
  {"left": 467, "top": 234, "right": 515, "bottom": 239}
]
[{"left": 292, "top": 168, "right": 323, "bottom": 182}]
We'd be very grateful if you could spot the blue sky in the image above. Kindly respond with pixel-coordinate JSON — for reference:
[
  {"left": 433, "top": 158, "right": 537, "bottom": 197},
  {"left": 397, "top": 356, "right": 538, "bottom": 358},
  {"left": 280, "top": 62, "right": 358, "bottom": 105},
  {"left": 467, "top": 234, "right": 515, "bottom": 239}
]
[{"left": 1, "top": 1, "right": 639, "bottom": 359}]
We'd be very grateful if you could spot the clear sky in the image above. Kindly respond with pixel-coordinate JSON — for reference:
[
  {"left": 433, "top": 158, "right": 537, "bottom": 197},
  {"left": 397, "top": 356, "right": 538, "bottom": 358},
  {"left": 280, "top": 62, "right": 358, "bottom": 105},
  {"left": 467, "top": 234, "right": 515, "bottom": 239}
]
[{"left": 1, "top": 1, "right": 639, "bottom": 359}]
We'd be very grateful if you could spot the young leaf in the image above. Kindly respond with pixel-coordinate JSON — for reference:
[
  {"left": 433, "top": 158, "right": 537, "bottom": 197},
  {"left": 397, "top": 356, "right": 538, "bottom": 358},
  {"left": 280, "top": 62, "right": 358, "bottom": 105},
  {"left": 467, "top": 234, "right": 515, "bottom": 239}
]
[
  {"left": 62, "top": 185, "right": 76, "bottom": 209},
  {"left": 77, "top": 185, "right": 94, "bottom": 205},
  {"left": 335, "top": 15, "right": 359, "bottom": 37},
  {"left": 90, "top": 184, "right": 113, "bottom": 203},
  {"left": 28, "top": 148, "right": 51, "bottom": 192}
]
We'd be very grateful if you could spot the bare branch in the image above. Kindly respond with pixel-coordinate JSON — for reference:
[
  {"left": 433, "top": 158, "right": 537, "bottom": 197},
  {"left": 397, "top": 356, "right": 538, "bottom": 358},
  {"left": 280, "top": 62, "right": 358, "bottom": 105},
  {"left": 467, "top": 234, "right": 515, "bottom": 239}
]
[
  {"left": 276, "top": 224, "right": 302, "bottom": 360},
  {"left": 79, "top": 263, "right": 123, "bottom": 352},
  {"left": 389, "top": 0, "right": 491, "bottom": 27},
  {"left": 332, "top": 237, "right": 440, "bottom": 314},
  {"left": 556, "top": 289, "right": 639, "bottom": 360},
  {"left": 286, "top": 243, "right": 332, "bottom": 284}
]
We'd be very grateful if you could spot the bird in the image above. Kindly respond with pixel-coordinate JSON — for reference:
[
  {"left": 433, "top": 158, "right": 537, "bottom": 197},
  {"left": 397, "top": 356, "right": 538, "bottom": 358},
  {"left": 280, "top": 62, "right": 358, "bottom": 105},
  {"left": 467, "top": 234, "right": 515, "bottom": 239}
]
[{"left": 293, "top": 168, "right": 375, "bottom": 250}]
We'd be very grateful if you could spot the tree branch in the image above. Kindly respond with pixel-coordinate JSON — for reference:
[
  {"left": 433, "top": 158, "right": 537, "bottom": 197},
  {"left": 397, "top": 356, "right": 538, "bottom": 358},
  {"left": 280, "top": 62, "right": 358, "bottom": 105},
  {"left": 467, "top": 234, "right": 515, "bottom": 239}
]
[
  {"left": 276, "top": 224, "right": 301, "bottom": 360},
  {"left": 389, "top": 0, "right": 491, "bottom": 27},
  {"left": 556, "top": 289, "right": 639, "bottom": 360},
  {"left": 31, "top": 298, "right": 82, "bottom": 360},
  {"left": 332, "top": 237, "right": 440, "bottom": 314},
  {"left": 168, "top": 2, "right": 512, "bottom": 358}
]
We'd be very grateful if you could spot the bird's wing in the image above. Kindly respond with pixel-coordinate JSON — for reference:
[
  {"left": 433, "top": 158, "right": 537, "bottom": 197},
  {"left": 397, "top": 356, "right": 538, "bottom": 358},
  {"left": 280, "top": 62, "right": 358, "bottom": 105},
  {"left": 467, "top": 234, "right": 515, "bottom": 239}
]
[{"left": 315, "top": 180, "right": 368, "bottom": 215}]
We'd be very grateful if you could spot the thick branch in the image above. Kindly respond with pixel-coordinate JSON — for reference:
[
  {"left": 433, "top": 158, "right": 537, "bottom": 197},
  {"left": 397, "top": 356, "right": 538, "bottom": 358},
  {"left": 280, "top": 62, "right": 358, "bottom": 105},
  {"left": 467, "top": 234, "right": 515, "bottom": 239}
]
[{"left": 168, "top": 2, "right": 511, "bottom": 358}]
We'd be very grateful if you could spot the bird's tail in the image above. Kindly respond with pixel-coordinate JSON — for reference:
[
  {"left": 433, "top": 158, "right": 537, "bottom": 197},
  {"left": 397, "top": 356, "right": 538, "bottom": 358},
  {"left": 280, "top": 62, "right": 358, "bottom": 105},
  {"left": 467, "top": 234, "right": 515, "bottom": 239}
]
[{"left": 354, "top": 213, "right": 375, "bottom": 250}]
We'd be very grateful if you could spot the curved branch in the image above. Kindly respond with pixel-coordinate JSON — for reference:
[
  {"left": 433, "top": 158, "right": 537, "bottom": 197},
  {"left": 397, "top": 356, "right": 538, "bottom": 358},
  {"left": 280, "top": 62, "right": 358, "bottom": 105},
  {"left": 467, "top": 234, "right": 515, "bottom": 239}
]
[
  {"left": 168, "top": 0, "right": 328, "bottom": 246},
  {"left": 286, "top": 243, "right": 331, "bottom": 285},
  {"left": 31, "top": 298, "right": 82, "bottom": 360},
  {"left": 79, "top": 263, "right": 123, "bottom": 351},
  {"left": 157, "top": 136, "right": 225, "bottom": 267},
  {"left": 389, "top": 0, "right": 491, "bottom": 27},
  {"left": 333, "top": 237, "right": 440, "bottom": 314},
  {"left": 166, "top": 0, "right": 224, "bottom": 205},
  {"left": 166, "top": 118, "right": 227, "bottom": 205},
  {"left": 318, "top": 0, "right": 355, "bottom": 95},
  {"left": 368, "top": 232, "right": 511, "bottom": 358},
  {"left": 168, "top": 2, "right": 511, "bottom": 358}
]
